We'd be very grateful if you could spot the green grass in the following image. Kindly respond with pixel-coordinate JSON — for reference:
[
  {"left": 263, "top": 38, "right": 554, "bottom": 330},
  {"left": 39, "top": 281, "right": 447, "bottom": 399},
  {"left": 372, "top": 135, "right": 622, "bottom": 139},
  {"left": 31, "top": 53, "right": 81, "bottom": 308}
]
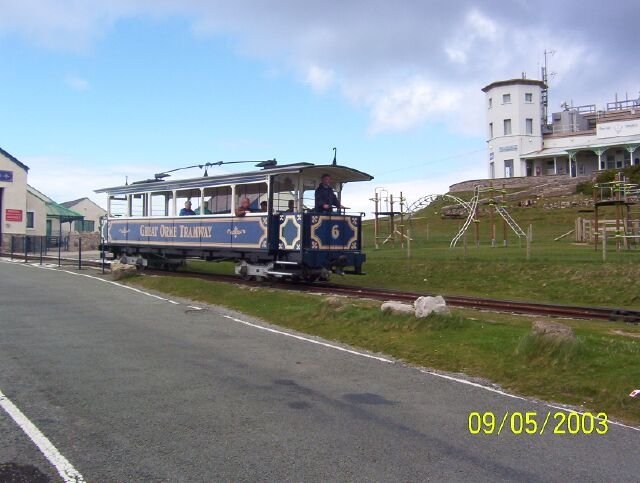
[
  {"left": 131, "top": 275, "right": 640, "bottom": 424},
  {"left": 181, "top": 192, "right": 640, "bottom": 308}
]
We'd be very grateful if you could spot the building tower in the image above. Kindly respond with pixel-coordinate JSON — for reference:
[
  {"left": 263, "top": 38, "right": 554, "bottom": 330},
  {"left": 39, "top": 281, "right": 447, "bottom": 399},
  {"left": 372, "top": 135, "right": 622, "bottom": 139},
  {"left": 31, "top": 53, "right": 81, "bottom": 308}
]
[{"left": 482, "top": 77, "right": 546, "bottom": 178}]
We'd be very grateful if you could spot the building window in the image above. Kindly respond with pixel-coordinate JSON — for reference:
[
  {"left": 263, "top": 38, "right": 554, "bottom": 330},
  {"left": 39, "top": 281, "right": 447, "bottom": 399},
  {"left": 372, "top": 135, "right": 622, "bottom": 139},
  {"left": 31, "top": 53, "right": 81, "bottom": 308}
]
[
  {"left": 525, "top": 93, "right": 533, "bottom": 103},
  {"left": 488, "top": 98, "right": 492, "bottom": 109},
  {"left": 502, "top": 93, "right": 511, "bottom": 104},
  {"left": 525, "top": 118, "right": 533, "bottom": 135},
  {"left": 503, "top": 119, "right": 512, "bottom": 135},
  {"left": 74, "top": 220, "right": 95, "bottom": 232},
  {"left": 489, "top": 122, "right": 493, "bottom": 138},
  {"left": 26, "top": 212, "right": 34, "bottom": 229}
]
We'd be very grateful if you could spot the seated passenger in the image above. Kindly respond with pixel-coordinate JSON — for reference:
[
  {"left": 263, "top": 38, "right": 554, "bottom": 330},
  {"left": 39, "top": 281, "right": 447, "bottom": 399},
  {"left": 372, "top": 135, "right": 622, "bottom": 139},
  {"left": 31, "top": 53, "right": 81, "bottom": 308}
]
[
  {"left": 260, "top": 201, "right": 268, "bottom": 212},
  {"left": 194, "top": 201, "right": 212, "bottom": 215},
  {"left": 235, "top": 197, "right": 253, "bottom": 217},
  {"left": 285, "top": 200, "right": 295, "bottom": 212},
  {"left": 179, "top": 200, "right": 196, "bottom": 216}
]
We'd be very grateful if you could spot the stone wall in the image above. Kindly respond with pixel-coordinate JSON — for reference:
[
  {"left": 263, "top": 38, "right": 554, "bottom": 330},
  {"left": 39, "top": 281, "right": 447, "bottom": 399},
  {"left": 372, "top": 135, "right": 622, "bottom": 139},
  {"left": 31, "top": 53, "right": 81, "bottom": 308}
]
[
  {"left": 449, "top": 174, "right": 591, "bottom": 197},
  {"left": 68, "top": 232, "right": 101, "bottom": 250}
]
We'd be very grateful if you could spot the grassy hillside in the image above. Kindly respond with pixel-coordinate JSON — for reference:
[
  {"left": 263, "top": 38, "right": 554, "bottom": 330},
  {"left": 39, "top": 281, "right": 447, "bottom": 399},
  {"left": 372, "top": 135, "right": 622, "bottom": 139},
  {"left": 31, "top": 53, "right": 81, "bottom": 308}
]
[{"left": 351, "top": 192, "right": 640, "bottom": 307}]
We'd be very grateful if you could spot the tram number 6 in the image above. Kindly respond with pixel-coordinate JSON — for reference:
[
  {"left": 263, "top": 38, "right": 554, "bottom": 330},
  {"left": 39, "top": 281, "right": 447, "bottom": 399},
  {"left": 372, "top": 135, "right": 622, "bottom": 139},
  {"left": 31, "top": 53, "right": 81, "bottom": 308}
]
[{"left": 332, "top": 225, "right": 340, "bottom": 239}]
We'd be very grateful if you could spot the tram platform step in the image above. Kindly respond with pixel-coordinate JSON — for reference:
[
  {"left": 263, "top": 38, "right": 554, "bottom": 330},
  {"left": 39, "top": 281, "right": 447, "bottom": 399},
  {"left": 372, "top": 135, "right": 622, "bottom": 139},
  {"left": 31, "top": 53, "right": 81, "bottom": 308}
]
[{"left": 265, "top": 270, "right": 298, "bottom": 277}]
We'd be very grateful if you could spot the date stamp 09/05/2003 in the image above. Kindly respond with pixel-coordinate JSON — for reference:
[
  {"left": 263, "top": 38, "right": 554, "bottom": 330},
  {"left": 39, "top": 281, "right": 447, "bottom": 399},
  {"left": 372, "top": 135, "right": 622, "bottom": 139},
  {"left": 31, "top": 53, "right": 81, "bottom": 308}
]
[{"left": 468, "top": 411, "right": 608, "bottom": 436}]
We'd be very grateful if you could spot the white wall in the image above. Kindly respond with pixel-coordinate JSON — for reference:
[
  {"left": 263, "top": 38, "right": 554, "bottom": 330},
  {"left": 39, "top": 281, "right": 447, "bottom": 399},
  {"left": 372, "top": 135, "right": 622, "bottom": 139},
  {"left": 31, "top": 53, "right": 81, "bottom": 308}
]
[
  {"left": 25, "top": 191, "right": 47, "bottom": 236},
  {"left": 486, "top": 82, "right": 543, "bottom": 178},
  {"left": 0, "top": 153, "right": 28, "bottom": 235}
]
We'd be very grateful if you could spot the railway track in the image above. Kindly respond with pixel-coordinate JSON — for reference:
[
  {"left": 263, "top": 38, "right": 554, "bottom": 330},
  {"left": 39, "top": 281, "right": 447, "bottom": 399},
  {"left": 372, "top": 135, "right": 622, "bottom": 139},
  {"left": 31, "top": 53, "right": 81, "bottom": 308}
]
[
  {"left": 4, "top": 254, "right": 639, "bottom": 323},
  {"left": 145, "top": 268, "right": 640, "bottom": 324}
]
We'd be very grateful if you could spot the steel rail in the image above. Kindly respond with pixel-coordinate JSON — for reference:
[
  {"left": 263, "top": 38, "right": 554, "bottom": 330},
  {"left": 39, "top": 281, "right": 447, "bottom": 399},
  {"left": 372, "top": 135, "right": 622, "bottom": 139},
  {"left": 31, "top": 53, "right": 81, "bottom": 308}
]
[
  {"left": 4, "top": 252, "right": 637, "bottom": 323},
  {"left": 146, "top": 268, "right": 640, "bottom": 323}
]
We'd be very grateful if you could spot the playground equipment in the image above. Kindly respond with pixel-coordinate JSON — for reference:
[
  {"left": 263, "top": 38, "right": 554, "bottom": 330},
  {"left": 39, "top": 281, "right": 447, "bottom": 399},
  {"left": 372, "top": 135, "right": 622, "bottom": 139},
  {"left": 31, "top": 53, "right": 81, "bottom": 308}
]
[
  {"left": 450, "top": 185, "right": 526, "bottom": 248},
  {"left": 590, "top": 172, "right": 640, "bottom": 250},
  {"left": 370, "top": 188, "right": 411, "bottom": 249},
  {"left": 371, "top": 184, "right": 526, "bottom": 249}
]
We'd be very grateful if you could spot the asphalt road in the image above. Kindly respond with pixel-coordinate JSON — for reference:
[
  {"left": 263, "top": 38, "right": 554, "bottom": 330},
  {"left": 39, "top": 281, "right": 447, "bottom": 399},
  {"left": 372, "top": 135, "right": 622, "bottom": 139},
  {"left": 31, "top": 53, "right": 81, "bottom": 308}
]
[{"left": 1, "top": 260, "right": 639, "bottom": 482}]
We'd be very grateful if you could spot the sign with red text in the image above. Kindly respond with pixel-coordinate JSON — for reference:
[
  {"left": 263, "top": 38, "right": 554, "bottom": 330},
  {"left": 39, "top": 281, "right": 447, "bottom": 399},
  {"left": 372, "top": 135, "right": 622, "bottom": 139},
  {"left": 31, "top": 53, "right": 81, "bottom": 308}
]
[{"left": 5, "top": 209, "right": 23, "bottom": 222}]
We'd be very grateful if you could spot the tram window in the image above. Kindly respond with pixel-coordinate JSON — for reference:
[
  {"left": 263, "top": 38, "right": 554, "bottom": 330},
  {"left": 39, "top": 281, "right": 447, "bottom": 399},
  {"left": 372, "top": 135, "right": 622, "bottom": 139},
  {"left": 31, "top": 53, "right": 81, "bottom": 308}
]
[
  {"left": 202, "top": 186, "right": 231, "bottom": 214},
  {"left": 130, "top": 193, "right": 147, "bottom": 217},
  {"left": 151, "top": 192, "right": 174, "bottom": 216},
  {"left": 108, "top": 196, "right": 127, "bottom": 217},
  {"left": 175, "top": 189, "right": 202, "bottom": 215},
  {"left": 301, "top": 178, "right": 317, "bottom": 211},
  {"left": 272, "top": 175, "right": 297, "bottom": 212},
  {"left": 235, "top": 182, "right": 268, "bottom": 213}
]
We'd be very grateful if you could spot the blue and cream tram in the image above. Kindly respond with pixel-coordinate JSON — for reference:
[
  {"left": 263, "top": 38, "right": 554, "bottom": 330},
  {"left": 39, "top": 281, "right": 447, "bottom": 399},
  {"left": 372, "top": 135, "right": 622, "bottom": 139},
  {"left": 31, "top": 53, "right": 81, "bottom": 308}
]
[{"left": 96, "top": 162, "right": 373, "bottom": 281}]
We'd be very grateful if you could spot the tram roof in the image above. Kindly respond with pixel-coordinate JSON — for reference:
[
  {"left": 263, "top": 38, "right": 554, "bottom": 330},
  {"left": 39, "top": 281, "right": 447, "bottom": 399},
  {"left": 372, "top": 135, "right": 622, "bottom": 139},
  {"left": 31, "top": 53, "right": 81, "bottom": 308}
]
[{"left": 95, "top": 162, "right": 373, "bottom": 195}]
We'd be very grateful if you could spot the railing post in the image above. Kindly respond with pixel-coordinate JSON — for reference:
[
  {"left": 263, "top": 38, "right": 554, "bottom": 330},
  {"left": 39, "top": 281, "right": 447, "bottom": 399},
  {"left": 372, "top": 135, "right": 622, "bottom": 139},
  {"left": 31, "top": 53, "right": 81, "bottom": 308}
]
[
  {"left": 78, "top": 236, "right": 82, "bottom": 270},
  {"left": 24, "top": 235, "right": 28, "bottom": 263},
  {"left": 58, "top": 234, "right": 62, "bottom": 267},
  {"left": 39, "top": 236, "right": 43, "bottom": 265}
]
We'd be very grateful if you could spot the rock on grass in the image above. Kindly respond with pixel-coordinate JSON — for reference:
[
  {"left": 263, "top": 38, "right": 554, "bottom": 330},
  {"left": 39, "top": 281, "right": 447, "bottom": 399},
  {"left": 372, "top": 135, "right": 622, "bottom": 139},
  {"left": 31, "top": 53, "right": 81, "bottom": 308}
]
[{"left": 532, "top": 320, "right": 575, "bottom": 341}]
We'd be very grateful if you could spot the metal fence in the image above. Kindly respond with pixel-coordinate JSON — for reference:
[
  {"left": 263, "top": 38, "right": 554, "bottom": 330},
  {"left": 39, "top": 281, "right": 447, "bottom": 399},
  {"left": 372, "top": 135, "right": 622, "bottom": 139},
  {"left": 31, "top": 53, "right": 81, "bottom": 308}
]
[{"left": 5, "top": 234, "right": 105, "bottom": 273}]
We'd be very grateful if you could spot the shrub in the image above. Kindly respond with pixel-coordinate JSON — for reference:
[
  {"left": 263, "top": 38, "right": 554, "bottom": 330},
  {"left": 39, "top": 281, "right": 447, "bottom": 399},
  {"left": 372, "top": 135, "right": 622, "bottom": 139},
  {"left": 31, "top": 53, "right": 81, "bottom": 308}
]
[{"left": 576, "top": 181, "right": 593, "bottom": 195}]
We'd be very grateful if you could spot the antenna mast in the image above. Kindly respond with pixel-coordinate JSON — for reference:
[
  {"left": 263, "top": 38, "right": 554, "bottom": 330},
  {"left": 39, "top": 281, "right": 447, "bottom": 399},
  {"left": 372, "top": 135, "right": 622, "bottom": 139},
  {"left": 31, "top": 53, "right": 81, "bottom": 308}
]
[{"left": 541, "top": 49, "right": 555, "bottom": 126}]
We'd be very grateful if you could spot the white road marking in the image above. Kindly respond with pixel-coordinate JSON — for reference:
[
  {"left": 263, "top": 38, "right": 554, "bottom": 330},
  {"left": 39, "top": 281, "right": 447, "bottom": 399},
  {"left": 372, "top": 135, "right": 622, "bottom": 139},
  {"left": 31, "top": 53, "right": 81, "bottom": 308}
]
[
  {"left": 221, "top": 314, "right": 396, "bottom": 363},
  {"left": 0, "top": 389, "right": 85, "bottom": 482},
  {"left": 2, "top": 258, "right": 639, "bottom": 432}
]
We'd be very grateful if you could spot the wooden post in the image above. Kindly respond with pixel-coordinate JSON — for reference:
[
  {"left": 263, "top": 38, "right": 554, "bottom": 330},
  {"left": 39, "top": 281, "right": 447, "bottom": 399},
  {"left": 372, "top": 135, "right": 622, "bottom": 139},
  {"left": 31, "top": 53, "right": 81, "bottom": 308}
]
[
  {"left": 474, "top": 217, "right": 480, "bottom": 248},
  {"left": 593, "top": 186, "right": 598, "bottom": 250},
  {"left": 389, "top": 194, "right": 395, "bottom": 248},
  {"left": 400, "top": 191, "right": 405, "bottom": 249},
  {"left": 373, "top": 192, "right": 379, "bottom": 249},
  {"left": 526, "top": 224, "right": 532, "bottom": 260},
  {"left": 602, "top": 229, "right": 607, "bottom": 262},
  {"left": 503, "top": 215, "right": 508, "bottom": 247},
  {"left": 463, "top": 233, "right": 467, "bottom": 259}
]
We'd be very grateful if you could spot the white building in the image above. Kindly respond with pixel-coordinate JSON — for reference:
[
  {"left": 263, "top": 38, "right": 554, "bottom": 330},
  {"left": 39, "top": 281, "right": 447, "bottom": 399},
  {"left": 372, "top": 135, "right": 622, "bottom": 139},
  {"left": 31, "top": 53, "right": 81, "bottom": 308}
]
[
  {"left": 60, "top": 197, "right": 107, "bottom": 235},
  {"left": 1, "top": 147, "right": 29, "bottom": 248},
  {"left": 483, "top": 78, "right": 640, "bottom": 179},
  {"left": 1, "top": 146, "right": 84, "bottom": 250}
]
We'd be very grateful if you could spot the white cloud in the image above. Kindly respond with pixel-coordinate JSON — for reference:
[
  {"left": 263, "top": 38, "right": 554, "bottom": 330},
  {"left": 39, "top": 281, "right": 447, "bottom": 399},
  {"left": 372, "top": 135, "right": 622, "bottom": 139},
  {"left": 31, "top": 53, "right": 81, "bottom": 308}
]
[
  {"left": 303, "top": 64, "right": 334, "bottom": 92},
  {"left": 1, "top": 1, "right": 638, "bottom": 136},
  {"left": 65, "top": 75, "right": 90, "bottom": 91},
  {"left": 24, "top": 155, "right": 154, "bottom": 209},
  {"left": 445, "top": 9, "right": 498, "bottom": 65},
  {"left": 342, "top": 169, "right": 484, "bottom": 216},
  {"left": 368, "top": 78, "right": 462, "bottom": 133}
]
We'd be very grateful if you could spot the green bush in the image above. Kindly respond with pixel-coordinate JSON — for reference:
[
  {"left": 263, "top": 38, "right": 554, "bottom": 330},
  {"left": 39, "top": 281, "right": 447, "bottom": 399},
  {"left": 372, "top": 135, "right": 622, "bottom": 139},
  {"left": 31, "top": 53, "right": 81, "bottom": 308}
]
[
  {"left": 595, "top": 165, "right": 640, "bottom": 185},
  {"left": 576, "top": 181, "right": 593, "bottom": 195}
]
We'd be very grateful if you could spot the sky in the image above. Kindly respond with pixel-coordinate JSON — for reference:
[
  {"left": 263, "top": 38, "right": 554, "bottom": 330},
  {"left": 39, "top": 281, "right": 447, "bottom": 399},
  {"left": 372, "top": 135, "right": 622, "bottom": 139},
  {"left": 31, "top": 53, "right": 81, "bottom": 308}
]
[{"left": 1, "top": 0, "right": 639, "bottom": 213}]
